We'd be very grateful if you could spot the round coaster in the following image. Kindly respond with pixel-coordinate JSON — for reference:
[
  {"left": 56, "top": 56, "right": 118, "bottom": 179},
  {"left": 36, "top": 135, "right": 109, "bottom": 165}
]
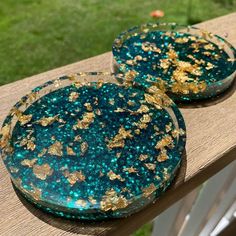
[
  {"left": 112, "top": 23, "right": 236, "bottom": 101},
  {"left": 0, "top": 72, "right": 186, "bottom": 220}
]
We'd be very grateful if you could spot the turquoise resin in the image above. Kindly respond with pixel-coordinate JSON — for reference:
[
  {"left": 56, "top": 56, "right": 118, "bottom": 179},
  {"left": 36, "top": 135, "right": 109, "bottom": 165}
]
[
  {"left": 0, "top": 73, "right": 186, "bottom": 220},
  {"left": 112, "top": 23, "right": 236, "bottom": 101}
]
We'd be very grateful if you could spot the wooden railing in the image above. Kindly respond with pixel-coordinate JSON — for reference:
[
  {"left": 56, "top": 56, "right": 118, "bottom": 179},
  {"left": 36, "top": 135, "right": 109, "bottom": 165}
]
[{"left": 0, "top": 13, "right": 235, "bottom": 236}]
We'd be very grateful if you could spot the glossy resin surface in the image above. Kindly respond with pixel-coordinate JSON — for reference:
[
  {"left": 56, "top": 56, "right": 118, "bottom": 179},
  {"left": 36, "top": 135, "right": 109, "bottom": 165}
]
[{"left": 0, "top": 73, "right": 186, "bottom": 219}]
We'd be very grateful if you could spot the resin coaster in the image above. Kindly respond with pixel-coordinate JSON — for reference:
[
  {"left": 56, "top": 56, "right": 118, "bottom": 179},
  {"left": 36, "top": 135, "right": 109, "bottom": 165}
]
[
  {"left": 0, "top": 72, "right": 186, "bottom": 220},
  {"left": 112, "top": 23, "right": 236, "bottom": 101}
]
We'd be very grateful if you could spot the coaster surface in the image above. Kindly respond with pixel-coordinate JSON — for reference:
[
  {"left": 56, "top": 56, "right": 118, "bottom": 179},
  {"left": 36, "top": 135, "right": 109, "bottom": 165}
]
[
  {"left": 112, "top": 23, "right": 236, "bottom": 101},
  {"left": 0, "top": 73, "right": 186, "bottom": 220}
]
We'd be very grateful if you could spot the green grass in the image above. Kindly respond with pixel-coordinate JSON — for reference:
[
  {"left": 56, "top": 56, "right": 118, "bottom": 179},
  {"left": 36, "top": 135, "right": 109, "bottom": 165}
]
[{"left": 0, "top": 0, "right": 235, "bottom": 85}]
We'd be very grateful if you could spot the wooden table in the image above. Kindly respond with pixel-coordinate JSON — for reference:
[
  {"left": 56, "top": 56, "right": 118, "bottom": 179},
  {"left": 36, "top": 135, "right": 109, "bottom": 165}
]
[{"left": 0, "top": 13, "right": 235, "bottom": 236}]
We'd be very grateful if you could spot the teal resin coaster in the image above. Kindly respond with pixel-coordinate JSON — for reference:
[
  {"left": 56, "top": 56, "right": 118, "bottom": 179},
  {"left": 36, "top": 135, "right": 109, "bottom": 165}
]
[
  {"left": 0, "top": 72, "right": 186, "bottom": 220},
  {"left": 112, "top": 23, "right": 236, "bottom": 101}
]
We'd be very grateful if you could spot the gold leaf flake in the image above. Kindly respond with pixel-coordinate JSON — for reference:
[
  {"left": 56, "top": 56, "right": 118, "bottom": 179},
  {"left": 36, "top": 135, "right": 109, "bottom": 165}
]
[
  {"left": 155, "top": 135, "right": 174, "bottom": 150},
  {"left": 73, "top": 112, "right": 95, "bottom": 129},
  {"left": 130, "top": 92, "right": 138, "bottom": 98},
  {"left": 134, "top": 55, "right": 143, "bottom": 61},
  {"left": 172, "top": 128, "right": 185, "bottom": 138},
  {"left": 69, "top": 92, "right": 79, "bottom": 102},
  {"left": 123, "top": 167, "right": 138, "bottom": 173},
  {"left": 167, "top": 48, "right": 178, "bottom": 60},
  {"left": 136, "top": 105, "right": 149, "bottom": 113},
  {"left": 175, "top": 37, "right": 189, "bottom": 43},
  {"left": 126, "top": 60, "right": 135, "bottom": 65},
  {"left": 124, "top": 70, "right": 138, "bottom": 82},
  {"left": 0, "top": 124, "right": 11, "bottom": 138},
  {"left": 144, "top": 163, "right": 156, "bottom": 171},
  {"left": 114, "top": 108, "right": 125, "bottom": 113},
  {"left": 116, "top": 152, "right": 122, "bottom": 158},
  {"left": 36, "top": 115, "right": 58, "bottom": 126},
  {"left": 95, "top": 109, "right": 102, "bottom": 116},
  {"left": 144, "top": 93, "right": 163, "bottom": 109},
  {"left": 157, "top": 149, "right": 169, "bottom": 162},
  {"left": 33, "top": 163, "right": 53, "bottom": 180},
  {"left": 165, "top": 122, "right": 172, "bottom": 133},
  {"left": 204, "top": 44, "right": 215, "bottom": 50},
  {"left": 27, "top": 140, "right": 36, "bottom": 151},
  {"left": 109, "top": 99, "right": 115, "bottom": 105},
  {"left": 84, "top": 103, "right": 93, "bottom": 111},
  {"left": 74, "top": 135, "right": 82, "bottom": 142},
  {"left": 38, "top": 148, "right": 47, "bottom": 157},
  {"left": 48, "top": 141, "right": 63, "bottom": 156},
  {"left": 206, "top": 62, "right": 214, "bottom": 70},
  {"left": 107, "top": 170, "right": 125, "bottom": 181},
  {"left": 139, "top": 154, "right": 148, "bottom": 161},
  {"left": 19, "top": 138, "right": 28, "bottom": 147},
  {"left": 142, "top": 183, "right": 157, "bottom": 197},
  {"left": 107, "top": 126, "right": 133, "bottom": 150},
  {"left": 21, "top": 158, "right": 37, "bottom": 167},
  {"left": 140, "top": 114, "right": 152, "bottom": 123},
  {"left": 97, "top": 79, "right": 104, "bottom": 88},
  {"left": 134, "top": 129, "right": 141, "bottom": 135},
  {"left": 64, "top": 170, "right": 86, "bottom": 185},
  {"left": 160, "top": 59, "right": 170, "bottom": 70},
  {"left": 66, "top": 146, "right": 76, "bottom": 156},
  {"left": 118, "top": 93, "right": 124, "bottom": 98},
  {"left": 127, "top": 100, "right": 135, "bottom": 106},
  {"left": 88, "top": 196, "right": 97, "bottom": 205},
  {"left": 18, "top": 114, "right": 32, "bottom": 126},
  {"left": 80, "top": 142, "right": 88, "bottom": 156},
  {"left": 100, "top": 189, "right": 128, "bottom": 211},
  {"left": 76, "top": 199, "right": 87, "bottom": 207}
]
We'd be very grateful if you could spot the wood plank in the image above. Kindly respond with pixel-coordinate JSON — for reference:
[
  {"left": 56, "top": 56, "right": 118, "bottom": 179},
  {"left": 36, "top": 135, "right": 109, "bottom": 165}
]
[{"left": 0, "top": 13, "right": 236, "bottom": 236}]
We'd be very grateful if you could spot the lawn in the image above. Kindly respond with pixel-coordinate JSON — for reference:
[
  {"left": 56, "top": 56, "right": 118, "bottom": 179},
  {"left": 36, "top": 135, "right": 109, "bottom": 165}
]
[{"left": 0, "top": 0, "right": 235, "bottom": 86}]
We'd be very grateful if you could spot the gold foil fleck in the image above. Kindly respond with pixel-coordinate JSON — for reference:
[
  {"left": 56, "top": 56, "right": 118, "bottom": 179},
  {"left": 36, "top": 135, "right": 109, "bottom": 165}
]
[
  {"left": 144, "top": 163, "right": 156, "bottom": 171},
  {"left": 36, "top": 115, "right": 58, "bottom": 126},
  {"left": 157, "top": 149, "right": 169, "bottom": 162},
  {"left": 80, "top": 142, "right": 88, "bottom": 156},
  {"left": 64, "top": 170, "right": 86, "bottom": 185},
  {"left": 100, "top": 189, "right": 128, "bottom": 211},
  {"left": 107, "top": 170, "right": 125, "bottom": 181},
  {"left": 18, "top": 114, "right": 32, "bottom": 126},
  {"left": 69, "top": 92, "right": 79, "bottom": 102},
  {"left": 33, "top": 163, "right": 53, "bottom": 180},
  {"left": 139, "top": 154, "right": 148, "bottom": 161},
  {"left": 73, "top": 112, "right": 95, "bottom": 130},
  {"left": 107, "top": 126, "right": 133, "bottom": 150},
  {"left": 76, "top": 199, "right": 87, "bottom": 207},
  {"left": 84, "top": 103, "right": 93, "bottom": 111},
  {"left": 48, "top": 141, "right": 63, "bottom": 156},
  {"left": 142, "top": 183, "right": 157, "bottom": 197},
  {"left": 123, "top": 167, "right": 138, "bottom": 173},
  {"left": 21, "top": 158, "right": 37, "bottom": 167},
  {"left": 155, "top": 135, "right": 174, "bottom": 150},
  {"left": 66, "top": 146, "right": 76, "bottom": 156},
  {"left": 88, "top": 196, "right": 97, "bottom": 205}
]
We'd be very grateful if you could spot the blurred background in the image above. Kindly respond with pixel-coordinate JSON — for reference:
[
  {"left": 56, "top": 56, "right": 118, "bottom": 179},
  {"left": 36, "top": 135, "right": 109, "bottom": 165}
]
[
  {"left": 0, "top": 1, "right": 235, "bottom": 235},
  {"left": 0, "top": 0, "right": 235, "bottom": 86}
]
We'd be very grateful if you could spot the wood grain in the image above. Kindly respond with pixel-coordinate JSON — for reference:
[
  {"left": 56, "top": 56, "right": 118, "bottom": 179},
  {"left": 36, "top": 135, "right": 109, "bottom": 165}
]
[{"left": 0, "top": 13, "right": 236, "bottom": 236}]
